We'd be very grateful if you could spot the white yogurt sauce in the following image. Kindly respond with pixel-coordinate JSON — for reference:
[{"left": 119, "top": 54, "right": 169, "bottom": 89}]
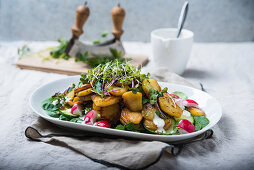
[
  {"left": 65, "top": 97, "right": 71, "bottom": 102},
  {"left": 182, "top": 110, "right": 191, "bottom": 117},
  {"left": 153, "top": 113, "right": 166, "bottom": 134},
  {"left": 52, "top": 100, "right": 58, "bottom": 105}
]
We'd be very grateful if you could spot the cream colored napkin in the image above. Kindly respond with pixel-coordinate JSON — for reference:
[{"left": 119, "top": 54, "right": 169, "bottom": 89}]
[{"left": 25, "top": 70, "right": 205, "bottom": 169}]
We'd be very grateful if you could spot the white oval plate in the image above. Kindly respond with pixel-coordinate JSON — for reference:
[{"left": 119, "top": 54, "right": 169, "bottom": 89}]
[{"left": 30, "top": 76, "right": 222, "bottom": 142}]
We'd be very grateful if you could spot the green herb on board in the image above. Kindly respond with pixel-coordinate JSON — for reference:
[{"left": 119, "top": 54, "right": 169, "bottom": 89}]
[{"left": 18, "top": 45, "right": 31, "bottom": 58}]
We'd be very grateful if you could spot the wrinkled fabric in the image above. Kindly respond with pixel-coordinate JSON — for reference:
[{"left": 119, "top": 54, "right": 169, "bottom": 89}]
[{"left": 0, "top": 41, "right": 254, "bottom": 170}]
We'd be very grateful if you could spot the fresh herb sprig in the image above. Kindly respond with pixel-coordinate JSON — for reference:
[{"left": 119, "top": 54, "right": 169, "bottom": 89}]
[
  {"left": 76, "top": 48, "right": 131, "bottom": 68},
  {"left": 18, "top": 45, "right": 31, "bottom": 58},
  {"left": 50, "top": 39, "right": 71, "bottom": 60},
  {"left": 148, "top": 88, "right": 168, "bottom": 104}
]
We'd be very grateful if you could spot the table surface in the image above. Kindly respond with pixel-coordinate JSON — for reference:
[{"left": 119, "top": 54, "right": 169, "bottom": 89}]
[{"left": 0, "top": 41, "right": 254, "bottom": 170}]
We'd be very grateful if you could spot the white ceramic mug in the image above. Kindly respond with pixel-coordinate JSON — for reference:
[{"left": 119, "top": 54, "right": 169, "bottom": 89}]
[{"left": 151, "top": 28, "right": 194, "bottom": 75}]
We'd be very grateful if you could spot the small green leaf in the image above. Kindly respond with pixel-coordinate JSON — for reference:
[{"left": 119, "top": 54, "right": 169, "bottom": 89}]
[
  {"left": 46, "top": 111, "right": 60, "bottom": 118},
  {"left": 125, "top": 122, "right": 135, "bottom": 131},
  {"left": 110, "top": 48, "right": 122, "bottom": 58},
  {"left": 93, "top": 40, "right": 101, "bottom": 45},
  {"left": 132, "top": 88, "right": 138, "bottom": 94},
  {"left": 142, "top": 96, "right": 149, "bottom": 104},
  {"left": 115, "top": 124, "right": 125, "bottom": 130},
  {"left": 95, "top": 81, "right": 103, "bottom": 95},
  {"left": 101, "top": 31, "right": 109, "bottom": 38},
  {"left": 70, "top": 118, "right": 83, "bottom": 123},
  {"left": 194, "top": 116, "right": 210, "bottom": 131},
  {"left": 59, "top": 115, "right": 70, "bottom": 121}
]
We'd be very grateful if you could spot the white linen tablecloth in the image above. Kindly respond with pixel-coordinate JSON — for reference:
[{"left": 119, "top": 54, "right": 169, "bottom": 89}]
[{"left": 0, "top": 41, "right": 253, "bottom": 170}]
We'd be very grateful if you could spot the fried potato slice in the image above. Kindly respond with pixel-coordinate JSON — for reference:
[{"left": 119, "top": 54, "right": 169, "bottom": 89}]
[
  {"left": 158, "top": 96, "right": 182, "bottom": 118},
  {"left": 143, "top": 119, "right": 158, "bottom": 131},
  {"left": 73, "top": 94, "right": 92, "bottom": 102},
  {"left": 93, "top": 103, "right": 101, "bottom": 112},
  {"left": 91, "top": 95, "right": 120, "bottom": 107},
  {"left": 142, "top": 79, "right": 161, "bottom": 97},
  {"left": 77, "top": 88, "right": 93, "bottom": 97},
  {"left": 141, "top": 103, "right": 155, "bottom": 120},
  {"left": 120, "top": 108, "right": 143, "bottom": 124},
  {"left": 122, "top": 91, "right": 142, "bottom": 111},
  {"left": 109, "top": 86, "right": 128, "bottom": 96},
  {"left": 100, "top": 103, "right": 121, "bottom": 123},
  {"left": 163, "top": 118, "right": 172, "bottom": 130},
  {"left": 66, "top": 89, "right": 75, "bottom": 101},
  {"left": 143, "top": 118, "right": 172, "bottom": 132},
  {"left": 187, "top": 107, "right": 205, "bottom": 116},
  {"left": 74, "top": 84, "right": 92, "bottom": 93}
]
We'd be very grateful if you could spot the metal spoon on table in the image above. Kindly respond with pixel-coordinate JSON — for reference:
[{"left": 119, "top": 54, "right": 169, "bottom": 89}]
[{"left": 176, "top": 1, "right": 189, "bottom": 38}]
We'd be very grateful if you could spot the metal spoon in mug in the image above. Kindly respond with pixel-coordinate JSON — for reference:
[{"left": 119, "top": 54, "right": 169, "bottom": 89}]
[{"left": 176, "top": 1, "right": 189, "bottom": 38}]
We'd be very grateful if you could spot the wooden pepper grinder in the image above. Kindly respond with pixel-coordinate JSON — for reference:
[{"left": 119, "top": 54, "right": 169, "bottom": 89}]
[
  {"left": 71, "top": 2, "right": 90, "bottom": 39},
  {"left": 111, "top": 4, "right": 125, "bottom": 40}
]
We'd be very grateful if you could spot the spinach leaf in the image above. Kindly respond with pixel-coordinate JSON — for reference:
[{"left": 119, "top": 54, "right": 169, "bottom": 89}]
[
  {"left": 115, "top": 124, "right": 125, "bottom": 130},
  {"left": 42, "top": 98, "right": 58, "bottom": 112},
  {"left": 70, "top": 118, "right": 83, "bottom": 123},
  {"left": 41, "top": 97, "right": 61, "bottom": 118},
  {"left": 59, "top": 115, "right": 70, "bottom": 121},
  {"left": 46, "top": 111, "right": 60, "bottom": 118},
  {"left": 172, "top": 91, "right": 188, "bottom": 99},
  {"left": 194, "top": 116, "right": 210, "bottom": 131},
  {"left": 125, "top": 122, "right": 135, "bottom": 131}
]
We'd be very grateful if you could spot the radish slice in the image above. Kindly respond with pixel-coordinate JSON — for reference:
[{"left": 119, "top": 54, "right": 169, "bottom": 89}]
[
  {"left": 175, "top": 99, "right": 185, "bottom": 110},
  {"left": 176, "top": 99, "right": 199, "bottom": 109},
  {"left": 169, "top": 94, "right": 180, "bottom": 99},
  {"left": 178, "top": 119, "right": 195, "bottom": 134},
  {"left": 94, "top": 120, "right": 111, "bottom": 128},
  {"left": 184, "top": 99, "right": 199, "bottom": 108},
  {"left": 71, "top": 104, "right": 83, "bottom": 115},
  {"left": 84, "top": 110, "right": 98, "bottom": 125}
]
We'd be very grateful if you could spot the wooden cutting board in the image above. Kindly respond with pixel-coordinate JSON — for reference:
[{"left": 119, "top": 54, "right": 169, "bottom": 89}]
[{"left": 16, "top": 48, "right": 149, "bottom": 75}]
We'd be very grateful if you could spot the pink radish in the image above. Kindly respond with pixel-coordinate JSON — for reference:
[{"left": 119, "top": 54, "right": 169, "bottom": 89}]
[
  {"left": 176, "top": 99, "right": 199, "bottom": 109},
  {"left": 178, "top": 119, "right": 195, "bottom": 134},
  {"left": 84, "top": 110, "right": 98, "bottom": 125},
  {"left": 184, "top": 99, "right": 198, "bottom": 108},
  {"left": 169, "top": 94, "right": 180, "bottom": 99},
  {"left": 71, "top": 104, "right": 83, "bottom": 115},
  {"left": 94, "top": 120, "right": 111, "bottom": 128}
]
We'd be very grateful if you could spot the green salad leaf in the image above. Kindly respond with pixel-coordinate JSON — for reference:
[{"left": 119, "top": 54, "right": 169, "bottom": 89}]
[
  {"left": 172, "top": 91, "right": 188, "bottom": 99},
  {"left": 46, "top": 111, "right": 60, "bottom": 118},
  {"left": 194, "top": 116, "right": 210, "bottom": 131},
  {"left": 115, "top": 124, "right": 125, "bottom": 130},
  {"left": 41, "top": 97, "right": 62, "bottom": 118},
  {"left": 59, "top": 115, "right": 70, "bottom": 121},
  {"left": 70, "top": 118, "right": 83, "bottom": 123}
]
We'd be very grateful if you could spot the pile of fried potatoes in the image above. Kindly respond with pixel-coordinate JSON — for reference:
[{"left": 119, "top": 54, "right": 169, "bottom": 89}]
[{"left": 65, "top": 79, "right": 183, "bottom": 132}]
